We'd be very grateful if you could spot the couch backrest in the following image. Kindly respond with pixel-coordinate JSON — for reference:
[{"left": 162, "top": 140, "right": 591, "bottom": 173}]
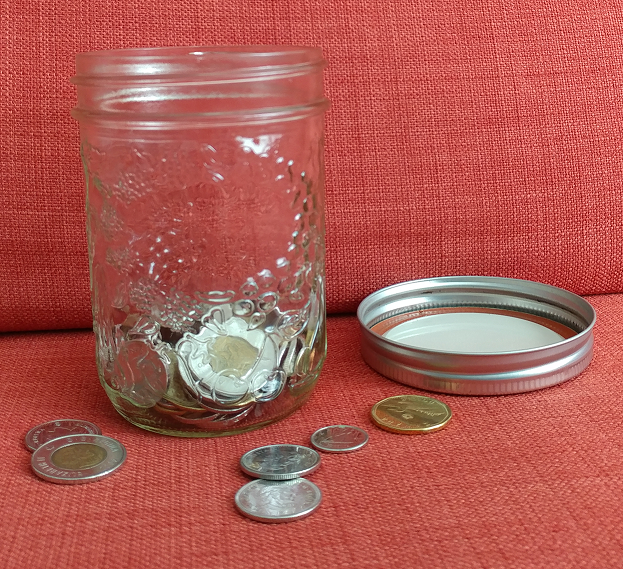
[{"left": 3, "top": 0, "right": 623, "bottom": 332}]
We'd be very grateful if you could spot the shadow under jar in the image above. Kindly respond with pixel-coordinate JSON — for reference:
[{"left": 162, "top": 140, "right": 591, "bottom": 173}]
[{"left": 72, "top": 46, "right": 329, "bottom": 436}]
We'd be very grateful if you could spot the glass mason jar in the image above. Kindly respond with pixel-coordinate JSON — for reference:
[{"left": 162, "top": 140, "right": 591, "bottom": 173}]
[{"left": 71, "top": 46, "right": 329, "bottom": 437}]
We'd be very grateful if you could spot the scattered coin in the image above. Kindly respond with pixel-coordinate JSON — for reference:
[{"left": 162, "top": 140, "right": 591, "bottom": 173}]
[
  {"left": 31, "top": 434, "right": 127, "bottom": 485},
  {"left": 240, "top": 444, "right": 321, "bottom": 480},
  {"left": 311, "top": 425, "right": 369, "bottom": 453},
  {"left": 371, "top": 394, "right": 452, "bottom": 434},
  {"left": 24, "top": 419, "right": 102, "bottom": 452},
  {"left": 235, "top": 477, "right": 322, "bottom": 523}
]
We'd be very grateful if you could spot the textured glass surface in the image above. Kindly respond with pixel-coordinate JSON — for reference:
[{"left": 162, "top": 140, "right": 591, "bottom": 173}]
[
  {"left": 76, "top": 48, "right": 328, "bottom": 436},
  {"left": 82, "top": 124, "right": 327, "bottom": 436}
]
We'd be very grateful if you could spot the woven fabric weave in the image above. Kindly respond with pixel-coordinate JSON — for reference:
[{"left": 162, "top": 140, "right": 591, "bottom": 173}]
[
  {"left": 2, "top": 0, "right": 623, "bottom": 329},
  {"left": 1, "top": 296, "right": 622, "bottom": 568}
]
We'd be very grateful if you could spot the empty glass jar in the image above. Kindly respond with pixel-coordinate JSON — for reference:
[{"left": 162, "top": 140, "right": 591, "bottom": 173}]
[{"left": 72, "top": 46, "right": 329, "bottom": 436}]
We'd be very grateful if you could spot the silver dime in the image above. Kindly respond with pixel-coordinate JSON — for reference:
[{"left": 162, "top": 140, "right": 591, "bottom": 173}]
[
  {"left": 31, "top": 434, "right": 126, "bottom": 485},
  {"left": 24, "top": 419, "right": 102, "bottom": 452},
  {"left": 235, "top": 478, "right": 322, "bottom": 523},
  {"left": 240, "top": 444, "right": 321, "bottom": 480},
  {"left": 311, "top": 425, "right": 369, "bottom": 453}
]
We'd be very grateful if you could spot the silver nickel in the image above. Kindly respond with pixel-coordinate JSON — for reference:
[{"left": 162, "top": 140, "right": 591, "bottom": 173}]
[
  {"left": 240, "top": 444, "right": 321, "bottom": 480},
  {"left": 31, "top": 434, "right": 126, "bottom": 485},
  {"left": 235, "top": 478, "right": 322, "bottom": 523},
  {"left": 311, "top": 425, "right": 369, "bottom": 453},
  {"left": 24, "top": 419, "right": 102, "bottom": 452}
]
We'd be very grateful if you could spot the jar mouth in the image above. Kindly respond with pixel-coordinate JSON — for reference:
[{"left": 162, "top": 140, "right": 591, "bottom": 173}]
[
  {"left": 72, "top": 45, "right": 326, "bottom": 85},
  {"left": 71, "top": 45, "right": 328, "bottom": 124}
]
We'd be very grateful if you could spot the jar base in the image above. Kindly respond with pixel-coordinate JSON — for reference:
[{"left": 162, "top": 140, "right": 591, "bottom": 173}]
[{"left": 104, "top": 379, "right": 318, "bottom": 437}]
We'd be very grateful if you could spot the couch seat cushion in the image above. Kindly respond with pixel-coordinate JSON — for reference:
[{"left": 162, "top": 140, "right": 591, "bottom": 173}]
[{"left": 1, "top": 294, "right": 622, "bottom": 567}]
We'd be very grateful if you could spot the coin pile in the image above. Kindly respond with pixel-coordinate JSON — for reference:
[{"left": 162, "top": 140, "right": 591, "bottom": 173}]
[
  {"left": 235, "top": 425, "right": 369, "bottom": 523},
  {"left": 107, "top": 295, "right": 324, "bottom": 432},
  {"left": 25, "top": 419, "right": 126, "bottom": 485}
]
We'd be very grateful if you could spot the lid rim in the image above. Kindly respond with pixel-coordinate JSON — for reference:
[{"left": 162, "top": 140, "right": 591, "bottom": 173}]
[
  {"left": 363, "top": 321, "right": 593, "bottom": 358},
  {"left": 357, "top": 276, "right": 596, "bottom": 396}
]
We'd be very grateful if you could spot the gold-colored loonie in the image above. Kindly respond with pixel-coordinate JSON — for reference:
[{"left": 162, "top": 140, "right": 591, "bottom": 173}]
[{"left": 371, "top": 395, "right": 452, "bottom": 434}]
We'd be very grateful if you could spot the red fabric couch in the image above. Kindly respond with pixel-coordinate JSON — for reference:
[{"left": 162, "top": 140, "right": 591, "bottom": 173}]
[{"left": 3, "top": 1, "right": 623, "bottom": 567}]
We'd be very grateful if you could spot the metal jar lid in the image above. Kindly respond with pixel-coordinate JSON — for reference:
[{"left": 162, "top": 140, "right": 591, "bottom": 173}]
[{"left": 357, "top": 276, "right": 596, "bottom": 395}]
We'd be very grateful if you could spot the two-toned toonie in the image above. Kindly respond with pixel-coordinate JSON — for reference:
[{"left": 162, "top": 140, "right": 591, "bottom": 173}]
[{"left": 31, "top": 434, "right": 126, "bottom": 485}]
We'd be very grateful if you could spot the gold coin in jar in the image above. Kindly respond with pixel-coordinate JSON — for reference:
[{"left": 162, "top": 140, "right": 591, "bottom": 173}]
[{"left": 371, "top": 395, "right": 452, "bottom": 434}]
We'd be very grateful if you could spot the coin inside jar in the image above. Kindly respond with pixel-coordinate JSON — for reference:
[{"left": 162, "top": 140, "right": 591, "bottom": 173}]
[
  {"left": 371, "top": 395, "right": 452, "bottom": 434},
  {"left": 311, "top": 425, "right": 369, "bottom": 453},
  {"left": 31, "top": 434, "right": 126, "bottom": 484}
]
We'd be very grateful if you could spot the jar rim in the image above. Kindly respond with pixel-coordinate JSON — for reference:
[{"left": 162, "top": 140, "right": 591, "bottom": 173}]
[{"left": 72, "top": 45, "right": 326, "bottom": 84}]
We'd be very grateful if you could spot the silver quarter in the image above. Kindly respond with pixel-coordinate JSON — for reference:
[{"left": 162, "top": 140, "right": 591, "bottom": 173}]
[
  {"left": 311, "top": 425, "right": 369, "bottom": 453},
  {"left": 24, "top": 419, "right": 102, "bottom": 452},
  {"left": 240, "top": 444, "right": 321, "bottom": 480},
  {"left": 31, "top": 434, "right": 126, "bottom": 485},
  {"left": 235, "top": 478, "right": 322, "bottom": 523}
]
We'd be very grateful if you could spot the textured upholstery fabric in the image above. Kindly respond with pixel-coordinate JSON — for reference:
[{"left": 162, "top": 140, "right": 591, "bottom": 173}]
[
  {"left": 2, "top": 295, "right": 623, "bottom": 568},
  {"left": 4, "top": 1, "right": 623, "bottom": 567},
  {"left": 3, "top": 0, "right": 623, "bottom": 331}
]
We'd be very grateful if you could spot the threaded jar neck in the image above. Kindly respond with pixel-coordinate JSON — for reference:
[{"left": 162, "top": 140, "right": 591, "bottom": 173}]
[{"left": 71, "top": 46, "right": 328, "bottom": 126}]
